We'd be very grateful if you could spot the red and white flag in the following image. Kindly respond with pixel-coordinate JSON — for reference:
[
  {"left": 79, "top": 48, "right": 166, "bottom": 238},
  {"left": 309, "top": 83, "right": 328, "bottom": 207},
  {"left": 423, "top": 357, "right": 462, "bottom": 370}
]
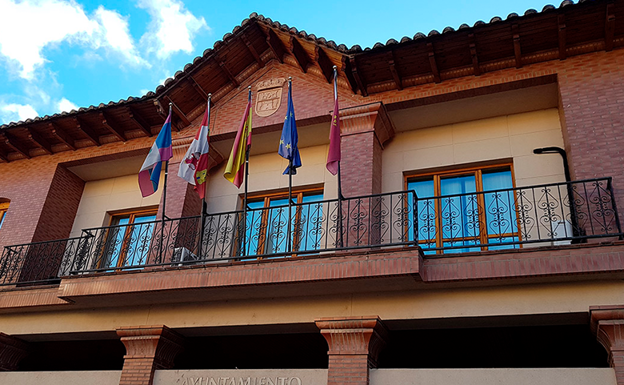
[{"left": 178, "top": 101, "right": 211, "bottom": 199}]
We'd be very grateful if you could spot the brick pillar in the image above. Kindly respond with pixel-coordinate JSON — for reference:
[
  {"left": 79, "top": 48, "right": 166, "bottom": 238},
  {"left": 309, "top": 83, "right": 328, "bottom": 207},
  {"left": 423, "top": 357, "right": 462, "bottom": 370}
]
[
  {"left": 590, "top": 306, "right": 624, "bottom": 385},
  {"left": 316, "top": 316, "right": 388, "bottom": 385},
  {"left": 31, "top": 164, "right": 85, "bottom": 242},
  {"left": 117, "top": 325, "right": 184, "bottom": 385},
  {"left": 338, "top": 104, "right": 395, "bottom": 248},
  {"left": 150, "top": 139, "right": 224, "bottom": 263},
  {"left": 0, "top": 332, "right": 28, "bottom": 371},
  {"left": 339, "top": 103, "right": 395, "bottom": 197},
  {"left": 18, "top": 164, "right": 84, "bottom": 283},
  {"left": 558, "top": 51, "right": 624, "bottom": 212}
]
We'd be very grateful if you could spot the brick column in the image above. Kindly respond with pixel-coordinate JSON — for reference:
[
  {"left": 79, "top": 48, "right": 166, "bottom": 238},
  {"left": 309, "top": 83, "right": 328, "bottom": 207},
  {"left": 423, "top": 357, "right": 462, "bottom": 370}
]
[
  {"left": 339, "top": 103, "right": 395, "bottom": 197},
  {"left": 0, "top": 332, "right": 28, "bottom": 371},
  {"left": 150, "top": 139, "right": 224, "bottom": 263},
  {"left": 117, "top": 325, "right": 184, "bottom": 385},
  {"left": 316, "top": 316, "right": 388, "bottom": 385},
  {"left": 558, "top": 52, "right": 624, "bottom": 212},
  {"left": 18, "top": 164, "right": 84, "bottom": 283},
  {"left": 590, "top": 306, "right": 624, "bottom": 385}
]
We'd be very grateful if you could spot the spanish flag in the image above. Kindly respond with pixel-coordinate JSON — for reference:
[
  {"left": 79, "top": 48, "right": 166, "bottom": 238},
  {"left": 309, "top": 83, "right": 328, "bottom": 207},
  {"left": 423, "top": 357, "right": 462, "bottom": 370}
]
[{"left": 224, "top": 90, "right": 252, "bottom": 188}]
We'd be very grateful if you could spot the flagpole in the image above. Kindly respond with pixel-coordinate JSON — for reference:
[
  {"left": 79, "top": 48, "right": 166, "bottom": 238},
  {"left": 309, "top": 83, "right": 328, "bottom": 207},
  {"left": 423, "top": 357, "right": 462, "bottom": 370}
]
[
  {"left": 198, "top": 94, "right": 212, "bottom": 260},
  {"left": 159, "top": 103, "right": 173, "bottom": 263},
  {"left": 241, "top": 86, "right": 252, "bottom": 257},
  {"left": 332, "top": 66, "right": 344, "bottom": 248},
  {"left": 287, "top": 78, "right": 294, "bottom": 254}
]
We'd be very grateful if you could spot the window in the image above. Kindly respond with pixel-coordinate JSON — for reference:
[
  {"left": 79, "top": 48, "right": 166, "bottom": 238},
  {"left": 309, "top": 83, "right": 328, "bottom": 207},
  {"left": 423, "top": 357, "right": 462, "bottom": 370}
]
[
  {"left": 0, "top": 201, "right": 8, "bottom": 230},
  {"left": 407, "top": 164, "right": 519, "bottom": 254},
  {"left": 98, "top": 208, "right": 158, "bottom": 269},
  {"left": 242, "top": 189, "right": 324, "bottom": 256}
]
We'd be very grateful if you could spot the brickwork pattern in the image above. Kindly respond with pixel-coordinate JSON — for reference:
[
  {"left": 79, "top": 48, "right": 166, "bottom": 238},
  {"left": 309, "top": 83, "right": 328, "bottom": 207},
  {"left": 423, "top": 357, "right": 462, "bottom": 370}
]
[
  {"left": 316, "top": 317, "right": 388, "bottom": 385},
  {"left": 422, "top": 242, "right": 624, "bottom": 282},
  {"left": 117, "top": 325, "right": 184, "bottom": 385},
  {"left": 0, "top": 48, "right": 623, "bottom": 270},
  {"left": 156, "top": 161, "right": 202, "bottom": 220},
  {"left": 590, "top": 306, "right": 624, "bottom": 385},
  {"left": 31, "top": 165, "right": 84, "bottom": 243}
]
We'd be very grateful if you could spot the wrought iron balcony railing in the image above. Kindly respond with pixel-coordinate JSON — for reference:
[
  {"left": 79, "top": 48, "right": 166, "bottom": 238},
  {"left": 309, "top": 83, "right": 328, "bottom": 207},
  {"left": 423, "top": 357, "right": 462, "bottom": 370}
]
[
  {"left": 416, "top": 177, "right": 623, "bottom": 253},
  {"left": 0, "top": 191, "right": 417, "bottom": 285},
  {"left": 0, "top": 178, "right": 622, "bottom": 286}
]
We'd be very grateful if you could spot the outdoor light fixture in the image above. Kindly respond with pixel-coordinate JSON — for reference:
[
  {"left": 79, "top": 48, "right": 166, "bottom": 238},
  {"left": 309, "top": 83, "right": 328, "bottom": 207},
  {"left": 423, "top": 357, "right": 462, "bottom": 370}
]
[
  {"left": 533, "top": 146, "right": 582, "bottom": 240},
  {"left": 533, "top": 146, "right": 571, "bottom": 182}
]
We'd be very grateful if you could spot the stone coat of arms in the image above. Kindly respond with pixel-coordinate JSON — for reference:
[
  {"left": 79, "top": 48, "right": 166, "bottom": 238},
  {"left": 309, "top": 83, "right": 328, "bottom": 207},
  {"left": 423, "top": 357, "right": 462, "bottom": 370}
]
[{"left": 255, "top": 78, "right": 286, "bottom": 117}]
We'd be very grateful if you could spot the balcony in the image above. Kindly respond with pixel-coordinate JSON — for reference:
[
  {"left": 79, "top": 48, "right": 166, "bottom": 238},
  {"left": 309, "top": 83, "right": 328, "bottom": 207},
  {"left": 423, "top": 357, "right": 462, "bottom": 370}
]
[{"left": 0, "top": 178, "right": 622, "bottom": 287}]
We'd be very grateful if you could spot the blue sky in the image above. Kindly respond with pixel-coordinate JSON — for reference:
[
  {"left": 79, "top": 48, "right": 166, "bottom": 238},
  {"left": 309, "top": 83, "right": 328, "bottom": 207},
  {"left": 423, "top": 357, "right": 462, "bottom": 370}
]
[{"left": 0, "top": 0, "right": 555, "bottom": 125}]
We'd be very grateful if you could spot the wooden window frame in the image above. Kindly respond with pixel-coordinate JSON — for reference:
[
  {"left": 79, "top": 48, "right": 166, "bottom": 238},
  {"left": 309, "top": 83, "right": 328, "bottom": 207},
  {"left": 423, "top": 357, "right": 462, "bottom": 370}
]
[
  {"left": 0, "top": 202, "right": 9, "bottom": 230},
  {"left": 99, "top": 206, "right": 159, "bottom": 268},
  {"left": 404, "top": 162, "right": 520, "bottom": 253},
  {"left": 243, "top": 187, "right": 324, "bottom": 256}
]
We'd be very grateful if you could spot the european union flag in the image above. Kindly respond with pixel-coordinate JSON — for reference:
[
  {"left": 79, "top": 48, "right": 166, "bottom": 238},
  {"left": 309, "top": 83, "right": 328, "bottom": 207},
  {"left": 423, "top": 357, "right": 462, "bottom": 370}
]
[{"left": 278, "top": 80, "right": 302, "bottom": 175}]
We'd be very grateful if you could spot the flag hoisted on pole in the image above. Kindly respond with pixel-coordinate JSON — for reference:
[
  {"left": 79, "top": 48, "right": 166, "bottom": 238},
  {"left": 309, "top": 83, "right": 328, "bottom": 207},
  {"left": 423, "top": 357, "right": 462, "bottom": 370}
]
[
  {"left": 278, "top": 77, "right": 301, "bottom": 254},
  {"left": 138, "top": 106, "right": 173, "bottom": 198},
  {"left": 178, "top": 94, "right": 212, "bottom": 199},
  {"left": 278, "top": 78, "right": 301, "bottom": 175},
  {"left": 326, "top": 65, "right": 341, "bottom": 177},
  {"left": 327, "top": 66, "right": 344, "bottom": 247},
  {"left": 224, "top": 87, "right": 253, "bottom": 188}
]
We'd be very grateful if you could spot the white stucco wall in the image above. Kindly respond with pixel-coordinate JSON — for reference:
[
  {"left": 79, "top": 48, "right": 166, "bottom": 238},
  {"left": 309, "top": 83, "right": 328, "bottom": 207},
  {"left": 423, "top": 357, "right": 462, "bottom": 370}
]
[
  {"left": 382, "top": 108, "right": 566, "bottom": 192},
  {"left": 370, "top": 368, "right": 616, "bottom": 385},
  {"left": 69, "top": 173, "right": 163, "bottom": 237}
]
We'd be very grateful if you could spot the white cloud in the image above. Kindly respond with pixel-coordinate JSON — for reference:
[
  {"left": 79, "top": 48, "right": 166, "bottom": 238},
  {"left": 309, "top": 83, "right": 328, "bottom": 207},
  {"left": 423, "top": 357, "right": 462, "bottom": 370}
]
[
  {"left": 92, "top": 6, "right": 149, "bottom": 67},
  {"left": 138, "top": 0, "right": 208, "bottom": 59},
  {"left": 0, "top": 0, "right": 97, "bottom": 79},
  {"left": 57, "top": 97, "right": 78, "bottom": 113},
  {"left": 0, "top": 0, "right": 147, "bottom": 80},
  {"left": 0, "top": 103, "right": 39, "bottom": 123}
]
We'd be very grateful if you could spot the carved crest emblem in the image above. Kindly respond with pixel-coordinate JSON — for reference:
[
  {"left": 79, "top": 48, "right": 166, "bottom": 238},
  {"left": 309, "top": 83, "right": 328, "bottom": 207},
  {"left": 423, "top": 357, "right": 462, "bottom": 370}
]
[{"left": 255, "top": 78, "right": 286, "bottom": 117}]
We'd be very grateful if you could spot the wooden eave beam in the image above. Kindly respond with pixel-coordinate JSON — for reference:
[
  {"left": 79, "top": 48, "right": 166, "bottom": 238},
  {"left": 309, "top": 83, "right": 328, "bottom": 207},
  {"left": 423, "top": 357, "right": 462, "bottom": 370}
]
[
  {"left": 0, "top": 148, "right": 8, "bottom": 162},
  {"left": 153, "top": 99, "right": 184, "bottom": 131},
  {"left": 162, "top": 96, "right": 189, "bottom": 130},
  {"left": 27, "top": 128, "right": 53, "bottom": 154},
  {"left": 427, "top": 43, "right": 441, "bottom": 83},
  {"left": 187, "top": 75, "right": 208, "bottom": 102},
  {"left": 126, "top": 106, "right": 152, "bottom": 137},
  {"left": 342, "top": 56, "right": 359, "bottom": 94},
  {"left": 49, "top": 122, "right": 75, "bottom": 150},
  {"left": 218, "top": 58, "right": 240, "bottom": 88},
  {"left": 100, "top": 112, "right": 126, "bottom": 142},
  {"left": 512, "top": 24, "right": 522, "bottom": 68},
  {"left": 315, "top": 46, "right": 333, "bottom": 83},
  {"left": 469, "top": 33, "right": 481, "bottom": 75},
  {"left": 265, "top": 28, "right": 286, "bottom": 63},
  {"left": 153, "top": 99, "right": 168, "bottom": 121},
  {"left": 290, "top": 37, "right": 311, "bottom": 73},
  {"left": 241, "top": 32, "right": 264, "bottom": 68},
  {"left": 2, "top": 132, "right": 30, "bottom": 158},
  {"left": 349, "top": 57, "right": 368, "bottom": 96},
  {"left": 558, "top": 15, "right": 567, "bottom": 60},
  {"left": 387, "top": 51, "right": 402, "bottom": 90},
  {"left": 74, "top": 117, "right": 101, "bottom": 146},
  {"left": 605, "top": 0, "right": 615, "bottom": 52}
]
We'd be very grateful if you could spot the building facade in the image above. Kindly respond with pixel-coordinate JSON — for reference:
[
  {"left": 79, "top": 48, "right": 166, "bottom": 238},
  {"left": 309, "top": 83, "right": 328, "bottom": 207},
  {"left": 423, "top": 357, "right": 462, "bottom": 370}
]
[{"left": 1, "top": 1, "right": 624, "bottom": 385}]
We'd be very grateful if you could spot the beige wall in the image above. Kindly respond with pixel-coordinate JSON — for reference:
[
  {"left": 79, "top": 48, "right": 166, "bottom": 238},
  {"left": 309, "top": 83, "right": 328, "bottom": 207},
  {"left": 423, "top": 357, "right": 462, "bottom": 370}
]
[
  {"left": 70, "top": 173, "right": 163, "bottom": 237},
  {"left": 370, "top": 369, "right": 616, "bottom": 385},
  {"left": 206, "top": 144, "right": 337, "bottom": 213},
  {"left": 155, "top": 369, "right": 328, "bottom": 385},
  {"left": 382, "top": 108, "right": 566, "bottom": 192},
  {"left": 3, "top": 280, "right": 623, "bottom": 336},
  {"left": 0, "top": 371, "right": 121, "bottom": 385}
]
